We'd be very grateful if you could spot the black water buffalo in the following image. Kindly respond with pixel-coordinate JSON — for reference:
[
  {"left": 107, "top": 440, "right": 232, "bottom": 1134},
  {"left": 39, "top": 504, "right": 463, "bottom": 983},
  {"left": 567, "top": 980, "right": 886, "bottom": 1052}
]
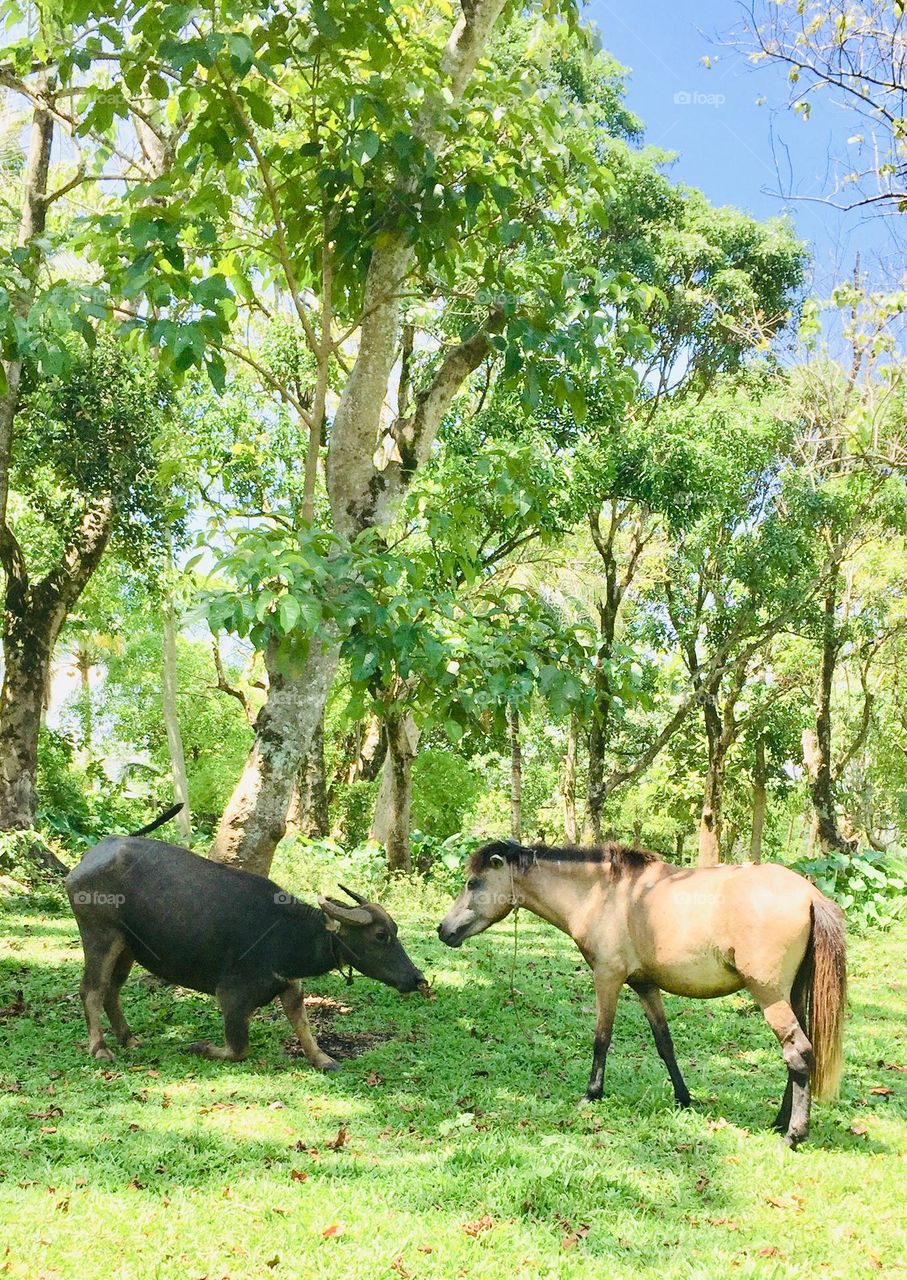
[{"left": 66, "top": 808, "right": 426, "bottom": 1069}]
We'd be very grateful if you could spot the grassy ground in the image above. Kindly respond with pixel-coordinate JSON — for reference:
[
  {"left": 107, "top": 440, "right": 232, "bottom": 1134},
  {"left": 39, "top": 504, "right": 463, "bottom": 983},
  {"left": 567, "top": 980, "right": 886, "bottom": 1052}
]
[{"left": 0, "top": 861, "right": 904, "bottom": 1280}]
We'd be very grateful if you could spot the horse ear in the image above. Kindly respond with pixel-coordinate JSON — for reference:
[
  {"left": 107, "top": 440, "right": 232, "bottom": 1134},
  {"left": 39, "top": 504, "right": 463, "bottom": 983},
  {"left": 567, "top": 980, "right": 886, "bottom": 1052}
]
[{"left": 489, "top": 853, "right": 506, "bottom": 868}]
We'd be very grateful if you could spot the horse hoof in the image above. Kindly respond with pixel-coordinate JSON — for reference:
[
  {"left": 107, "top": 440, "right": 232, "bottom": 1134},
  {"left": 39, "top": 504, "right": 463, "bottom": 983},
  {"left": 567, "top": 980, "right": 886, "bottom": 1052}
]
[
  {"left": 187, "top": 1040, "right": 213, "bottom": 1057},
  {"left": 123, "top": 1034, "right": 140, "bottom": 1049},
  {"left": 317, "top": 1056, "right": 340, "bottom": 1073}
]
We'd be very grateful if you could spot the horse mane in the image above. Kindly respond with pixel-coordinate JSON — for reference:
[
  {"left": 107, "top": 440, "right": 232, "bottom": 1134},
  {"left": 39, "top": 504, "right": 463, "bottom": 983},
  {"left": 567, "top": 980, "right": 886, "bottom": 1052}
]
[{"left": 468, "top": 838, "right": 661, "bottom": 878}]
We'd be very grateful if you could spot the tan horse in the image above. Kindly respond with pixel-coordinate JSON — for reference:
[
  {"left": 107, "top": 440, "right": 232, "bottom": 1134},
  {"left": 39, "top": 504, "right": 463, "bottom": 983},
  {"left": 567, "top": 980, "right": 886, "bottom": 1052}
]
[{"left": 438, "top": 840, "right": 846, "bottom": 1147}]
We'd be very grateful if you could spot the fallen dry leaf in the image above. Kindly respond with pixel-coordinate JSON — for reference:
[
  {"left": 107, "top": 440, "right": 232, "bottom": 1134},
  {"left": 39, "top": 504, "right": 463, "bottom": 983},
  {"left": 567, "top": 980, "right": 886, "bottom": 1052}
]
[
  {"left": 325, "top": 1125, "right": 348, "bottom": 1151},
  {"left": 765, "top": 1193, "right": 804, "bottom": 1212},
  {"left": 290, "top": 1169, "right": 308, "bottom": 1183},
  {"left": 390, "top": 1256, "right": 411, "bottom": 1277},
  {"left": 0, "top": 991, "right": 25, "bottom": 1020},
  {"left": 462, "top": 1215, "right": 495, "bottom": 1237},
  {"left": 561, "top": 1224, "right": 589, "bottom": 1251},
  {"left": 869, "top": 1086, "right": 894, "bottom": 1097},
  {"left": 321, "top": 1223, "right": 345, "bottom": 1239},
  {"left": 758, "top": 1246, "right": 785, "bottom": 1259}
]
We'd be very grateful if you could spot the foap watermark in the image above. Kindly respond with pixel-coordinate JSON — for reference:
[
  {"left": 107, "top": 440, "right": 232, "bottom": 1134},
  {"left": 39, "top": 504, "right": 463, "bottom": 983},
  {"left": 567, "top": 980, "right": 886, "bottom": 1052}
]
[
  {"left": 72, "top": 890, "right": 125, "bottom": 907},
  {"left": 274, "top": 890, "right": 299, "bottom": 906},
  {"left": 673, "top": 89, "right": 725, "bottom": 109}
]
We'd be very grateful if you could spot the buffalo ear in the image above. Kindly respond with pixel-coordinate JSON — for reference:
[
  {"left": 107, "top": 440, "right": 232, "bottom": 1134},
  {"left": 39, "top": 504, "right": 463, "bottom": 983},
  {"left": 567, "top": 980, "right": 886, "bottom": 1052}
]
[
  {"left": 489, "top": 853, "right": 506, "bottom": 869},
  {"left": 322, "top": 915, "right": 341, "bottom": 934}
]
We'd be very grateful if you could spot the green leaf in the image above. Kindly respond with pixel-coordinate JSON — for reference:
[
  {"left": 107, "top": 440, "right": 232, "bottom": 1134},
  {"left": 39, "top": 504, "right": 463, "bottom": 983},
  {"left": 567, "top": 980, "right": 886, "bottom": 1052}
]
[{"left": 278, "top": 594, "right": 301, "bottom": 633}]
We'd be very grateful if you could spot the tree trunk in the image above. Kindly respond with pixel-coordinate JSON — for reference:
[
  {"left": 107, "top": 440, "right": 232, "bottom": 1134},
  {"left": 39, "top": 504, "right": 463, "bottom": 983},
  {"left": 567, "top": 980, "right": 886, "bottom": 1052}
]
[
  {"left": 210, "top": 3, "right": 508, "bottom": 877},
  {"left": 162, "top": 607, "right": 192, "bottom": 842},
  {"left": 697, "top": 692, "right": 724, "bottom": 866},
  {"left": 296, "top": 716, "right": 329, "bottom": 838},
  {"left": 346, "top": 712, "right": 385, "bottom": 784},
  {"left": 0, "top": 623, "right": 52, "bottom": 829},
  {"left": 562, "top": 710, "right": 578, "bottom": 842},
  {"left": 584, "top": 697, "right": 607, "bottom": 843},
  {"left": 1, "top": 81, "right": 54, "bottom": 534},
  {"left": 0, "top": 497, "right": 114, "bottom": 829},
  {"left": 508, "top": 705, "right": 522, "bottom": 842},
  {"left": 749, "top": 734, "right": 767, "bottom": 863},
  {"left": 209, "top": 641, "right": 339, "bottom": 874},
  {"left": 375, "top": 711, "right": 420, "bottom": 873},
  {"left": 803, "top": 576, "right": 854, "bottom": 853},
  {"left": 0, "top": 87, "right": 56, "bottom": 831}
]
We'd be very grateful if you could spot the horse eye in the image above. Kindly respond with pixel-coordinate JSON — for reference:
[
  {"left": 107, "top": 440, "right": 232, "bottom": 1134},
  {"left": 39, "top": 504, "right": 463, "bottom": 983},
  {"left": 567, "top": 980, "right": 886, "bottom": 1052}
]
[{"left": 467, "top": 878, "right": 480, "bottom": 891}]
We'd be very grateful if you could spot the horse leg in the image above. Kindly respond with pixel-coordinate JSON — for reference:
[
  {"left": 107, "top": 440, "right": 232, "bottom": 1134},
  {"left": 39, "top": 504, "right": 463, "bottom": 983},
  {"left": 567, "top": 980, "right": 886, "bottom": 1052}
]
[
  {"left": 746, "top": 982, "right": 812, "bottom": 1148},
  {"left": 773, "top": 978, "right": 807, "bottom": 1134},
  {"left": 629, "top": 982, "right": 692, "bottom": 1107},
  {"left": 581, "top": 968, "right": 623, "bottom": 1104}
]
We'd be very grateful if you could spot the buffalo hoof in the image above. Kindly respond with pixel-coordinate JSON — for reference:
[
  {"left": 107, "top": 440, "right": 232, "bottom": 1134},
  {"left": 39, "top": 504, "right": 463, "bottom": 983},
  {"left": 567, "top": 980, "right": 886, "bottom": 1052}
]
[
  {"left": 577, "top": 1092, "right": 600, "bottom": 1110},
  {"left": 675, "top": 1094, "right": 693, "bottom": 1109},
  {"left": 91, "top": 1045, "right": 115, "bottom": 1062},
  {"left": 781, "top": 1132, "right": 806, "bottom": 1151},
  {"left": 123, "top": 1034, "right": 140, "bottom": 1049},
  {"left": 187, "top": 1040, "right": 216, "bottom": 1058}
]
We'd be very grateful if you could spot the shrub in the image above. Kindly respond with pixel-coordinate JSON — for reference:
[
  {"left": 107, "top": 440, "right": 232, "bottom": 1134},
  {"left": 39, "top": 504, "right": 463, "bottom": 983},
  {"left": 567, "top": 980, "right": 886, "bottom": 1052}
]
[
  {"left": 795, "top": 846, "right": 907, "bottom": 931},
  {"left": 411, "top": 749, "right": 482, "bottom": 839}
]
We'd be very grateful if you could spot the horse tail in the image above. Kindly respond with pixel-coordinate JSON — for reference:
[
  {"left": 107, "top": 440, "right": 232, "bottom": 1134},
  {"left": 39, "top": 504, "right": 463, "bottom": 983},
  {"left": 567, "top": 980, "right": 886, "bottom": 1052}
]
[{"left": 803, "top": 895, "right": 847, "bottom": 1102}]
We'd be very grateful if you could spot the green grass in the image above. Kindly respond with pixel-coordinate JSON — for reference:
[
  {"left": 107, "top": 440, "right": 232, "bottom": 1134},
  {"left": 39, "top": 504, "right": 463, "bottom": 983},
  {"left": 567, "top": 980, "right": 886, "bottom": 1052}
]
[{"left": 0, "top": 865, "right": 905, "bottom": 1280}]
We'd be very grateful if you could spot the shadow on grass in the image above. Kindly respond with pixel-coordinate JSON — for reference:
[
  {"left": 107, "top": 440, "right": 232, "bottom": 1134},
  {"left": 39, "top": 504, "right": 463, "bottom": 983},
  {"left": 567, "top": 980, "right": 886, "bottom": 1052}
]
[{"left": 1, "top": 902, "right": 900, "bottom": 1203}]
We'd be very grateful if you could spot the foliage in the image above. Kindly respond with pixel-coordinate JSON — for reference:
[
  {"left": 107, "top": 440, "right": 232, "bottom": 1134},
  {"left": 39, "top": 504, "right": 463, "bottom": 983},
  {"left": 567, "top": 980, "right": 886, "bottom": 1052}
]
[
  {"left": 795, "top": 846, "right": 907, "bottom": 932},
  {"left": 410, "top": 749, "right": 482, "bottom": 842},
  {"left": 94, "top": 629, "right": 252, "bottom": 832},
  {"left": 35, "top": 726, "right": 147, "bottom": 848},
  {"left": 17, "top": 334, "right": 177, "bottom": 548}
]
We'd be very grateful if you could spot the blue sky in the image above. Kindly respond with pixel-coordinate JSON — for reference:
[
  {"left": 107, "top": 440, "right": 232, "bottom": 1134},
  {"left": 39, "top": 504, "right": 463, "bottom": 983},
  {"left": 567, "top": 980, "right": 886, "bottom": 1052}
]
[{"left": 585, "top": 1, "right": 904, "bottom": 296}]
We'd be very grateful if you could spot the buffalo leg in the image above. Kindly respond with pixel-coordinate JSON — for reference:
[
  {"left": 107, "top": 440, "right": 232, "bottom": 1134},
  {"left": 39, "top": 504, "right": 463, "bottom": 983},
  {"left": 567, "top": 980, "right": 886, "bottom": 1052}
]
[
  {"left": 630, "top": 983, "right": 692, "bottom": 1107},
  {"left": 280, "top": 982, "right": 338, "bottom": 1072},
  {"left": 188, "top": 984, "right": 253, "bottom": 1061},
  {"left": 78, "top": 931, "right": 128, "bottom": 1061},
  {"left": 103, "top": 947, "right": 138, "bottom": 1047},
  {"left": 748, "top": 983, "right": 812, "bottom": 1148},
  {"left": 582, "top": 969, "right": 623, "bottom": 1103}
]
